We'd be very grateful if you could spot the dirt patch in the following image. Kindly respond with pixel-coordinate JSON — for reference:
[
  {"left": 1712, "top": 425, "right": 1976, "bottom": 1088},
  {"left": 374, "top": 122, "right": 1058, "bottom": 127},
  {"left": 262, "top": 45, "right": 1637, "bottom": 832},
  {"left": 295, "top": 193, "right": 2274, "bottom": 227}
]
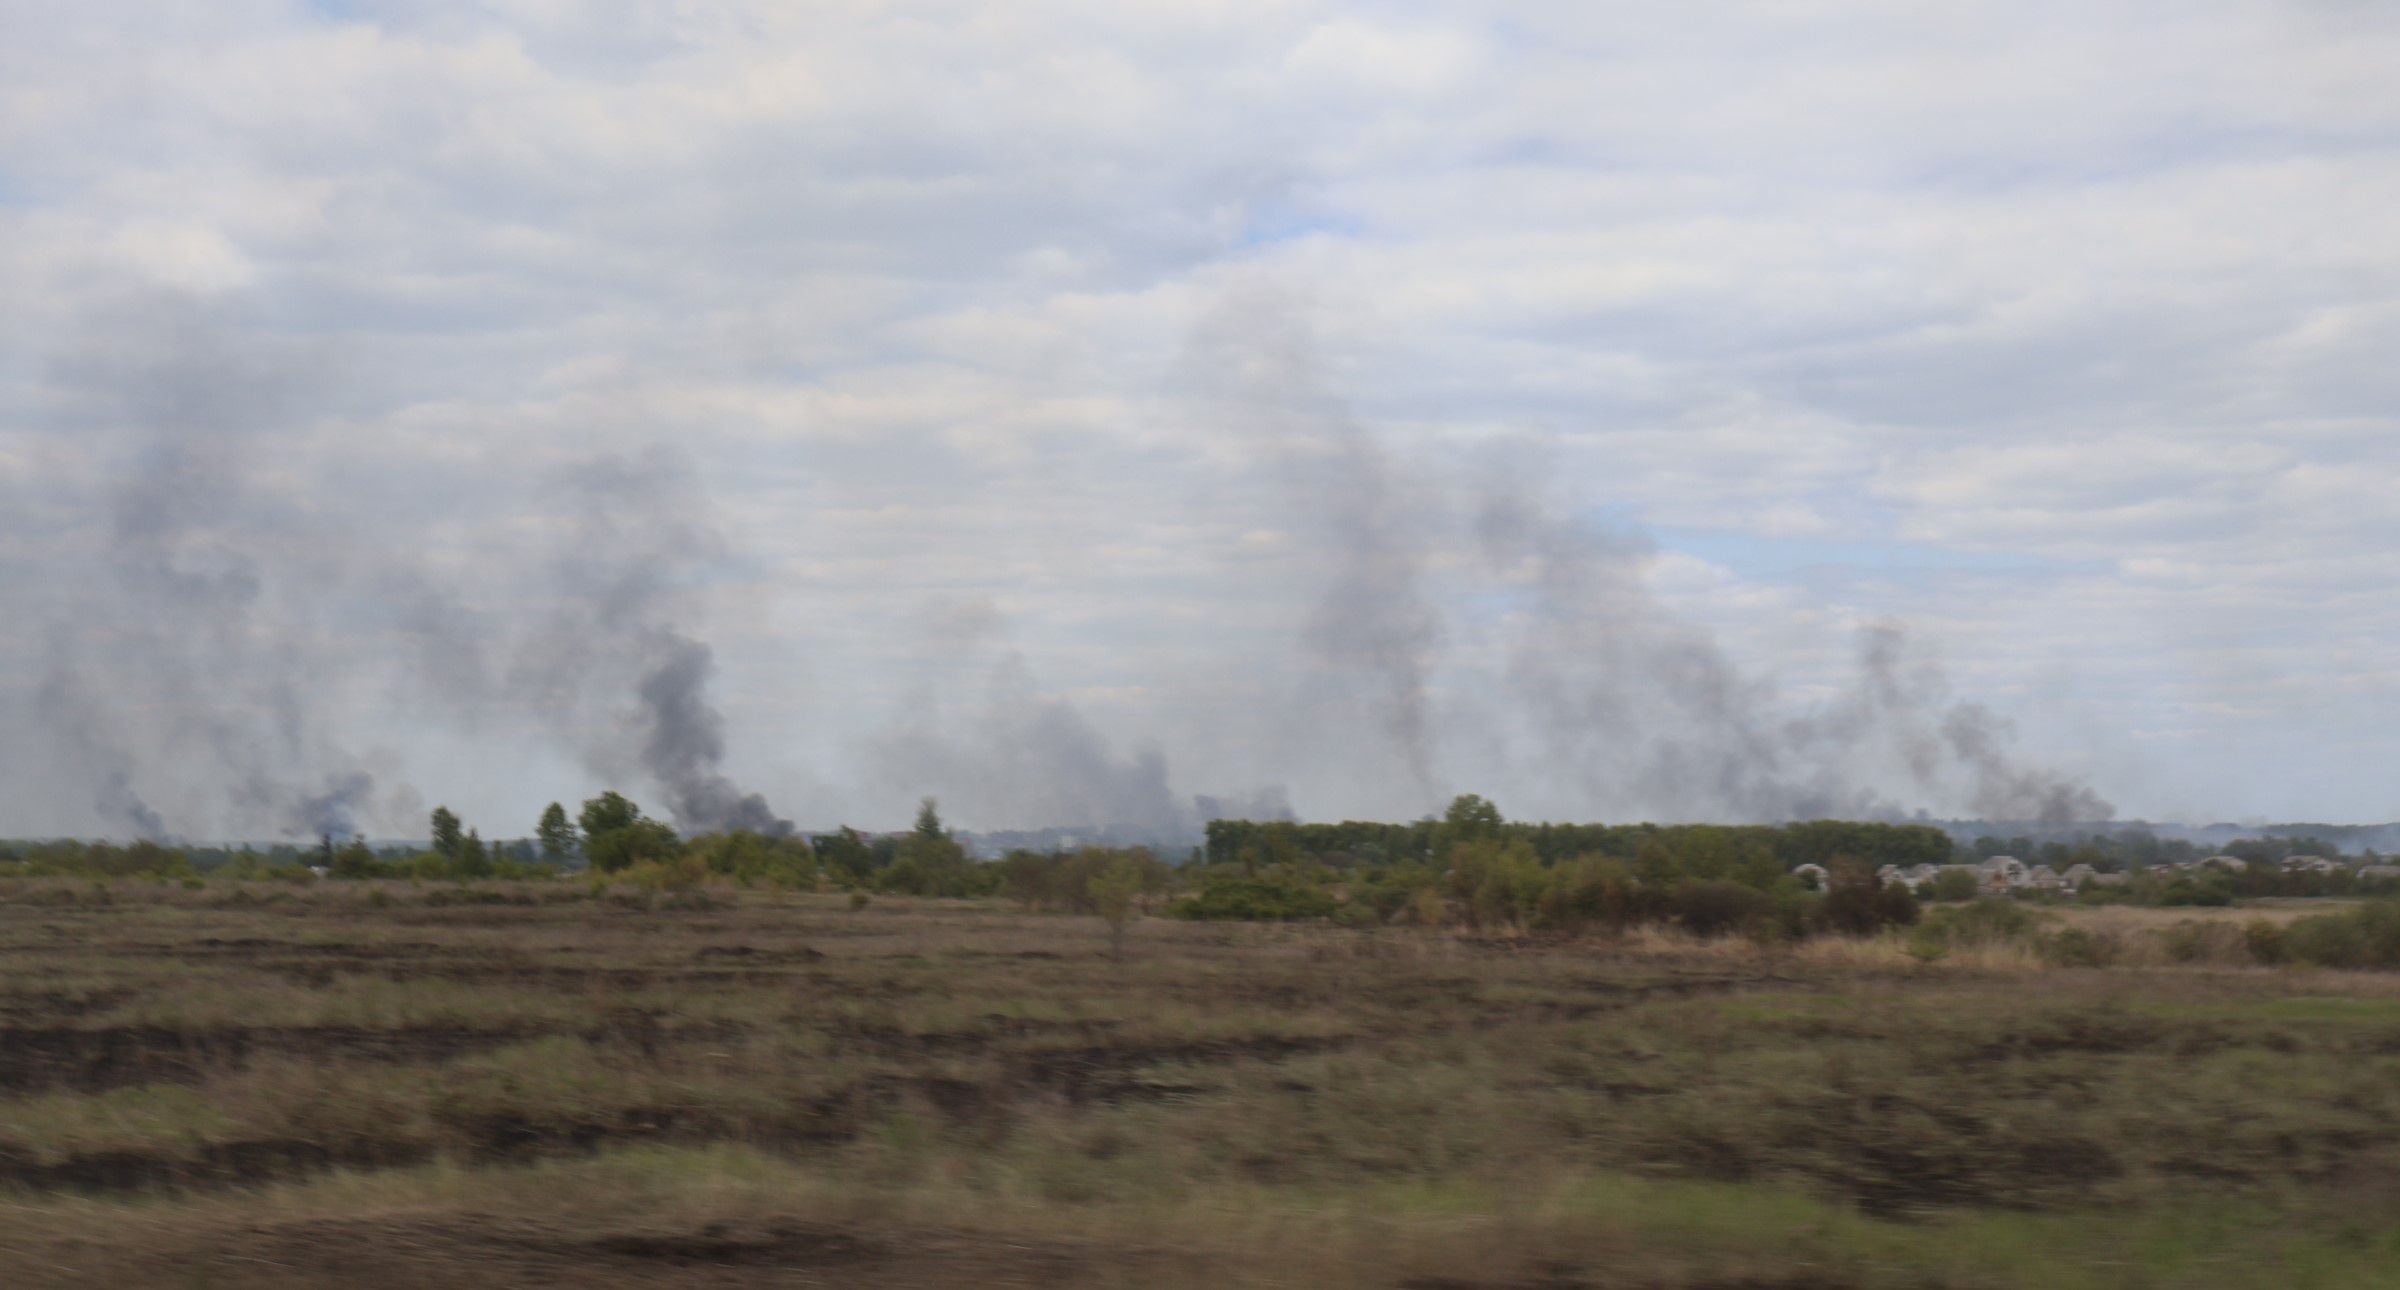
[
  {"left": 0, "top": 1136, "right": 431, "bottom": 1193},
  {"left": 1019, "top": 1035, "right": 1342, "bottom": 1103},
  {"left": 6, "top": 1213, "right": 1142, "bottom": 1290},
  {"left": 0, "top": 1024, "right": 532, "bottom": 1093},
  {"left": 583, "top": 1219, "right": 882, "bottom": 1265},
  {"left": 694, "top": 944, "right": 825, "bottom": 963}
]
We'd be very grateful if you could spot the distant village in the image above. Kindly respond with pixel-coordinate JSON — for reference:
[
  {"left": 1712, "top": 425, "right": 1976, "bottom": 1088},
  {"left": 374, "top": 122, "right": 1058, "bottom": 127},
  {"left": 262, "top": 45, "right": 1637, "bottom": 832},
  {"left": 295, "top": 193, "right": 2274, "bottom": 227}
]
[{"left": 1854, "top": 853, "right": 2400, "bottom": 897}]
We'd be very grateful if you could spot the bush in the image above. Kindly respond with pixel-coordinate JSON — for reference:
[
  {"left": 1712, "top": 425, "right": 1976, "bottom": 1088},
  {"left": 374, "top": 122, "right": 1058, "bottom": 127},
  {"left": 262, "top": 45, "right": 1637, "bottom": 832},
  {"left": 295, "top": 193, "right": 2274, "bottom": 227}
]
[
  {"left": 2160, "top": 919, "right": 2248, "bottom": 965},
  {"left": 1812, "top": 860, "right": 1919, "bottom": 937},
  {"left": 1171, "top": 877, "right": 1337, "bottom": 922},
  {"left": 2279, "top": 901, "right": 2400, "bottom": 969},
  {"left": 1908, "top": 898, "right": 2037, "bottom": 959},
  {"left": 2242, "top": 919, "right": 2288, "bottom": 965},
  {"left": 2039, "top": 927, "right": 2121, "bottom": 968},
  {"left": 1925, "top": 869, "right": 1982, "bottom": 903},
  {"left": 1529, "top": 856, "right": 1637, "bottom": 933},
  {"left": 2159, "top": 876, "right": 2235, "bottom": 907},
  {"left": 1666, "top": 880, "right": 1777, "bottom": 939}
]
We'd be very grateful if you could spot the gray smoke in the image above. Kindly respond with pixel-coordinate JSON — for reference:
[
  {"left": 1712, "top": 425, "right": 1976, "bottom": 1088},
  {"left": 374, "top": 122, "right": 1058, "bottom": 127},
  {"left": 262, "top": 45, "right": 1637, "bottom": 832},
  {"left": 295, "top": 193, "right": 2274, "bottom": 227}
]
[
  {"left": 1193, "top": 287, "right": 1442, "bottom": 800},
  {"left": 23, "top": 296, "right": 406, "bottom": 840},
  {"left": 1472, "top": 479, "right": 2114, "bottom": 824},
  {"left": 506, "top": 448, "right": 793, "bottom": 836},
  {"left": 1193, "top": 786, "right": 1297, "bottom": 824},
  {"left": 870, "top": 609, "right": 1191, "bottom": 837},
  {"left": 867, "top": 601, "right": 1283, "bottom": 843},
  {"left": 1940, "top": 703, "right": 2116, "bottom": 824},
  {"left": 94, "top": 770, "right": 168, "bottom": 841},
  {"left": 1189, "top": 289, "right": 2111, "bottom": 826},
  {"left": 636, "top": 635, "right": 791, "bottom": 835},
  {"left": 7, "top": 293, "right": 792, "bottom": 841}
]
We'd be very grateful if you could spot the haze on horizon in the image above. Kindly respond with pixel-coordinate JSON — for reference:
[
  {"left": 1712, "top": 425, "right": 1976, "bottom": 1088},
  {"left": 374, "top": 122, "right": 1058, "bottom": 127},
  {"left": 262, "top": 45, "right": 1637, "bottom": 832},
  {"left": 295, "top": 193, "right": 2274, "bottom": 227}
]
[{"left": 3, "top": 2, "right": 2397, "bottom": 841}]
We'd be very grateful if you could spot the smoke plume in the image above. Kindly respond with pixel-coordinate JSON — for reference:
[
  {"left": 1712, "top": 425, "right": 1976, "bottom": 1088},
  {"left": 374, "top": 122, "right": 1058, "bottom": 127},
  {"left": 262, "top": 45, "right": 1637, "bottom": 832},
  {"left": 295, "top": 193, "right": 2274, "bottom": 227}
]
[
  {"left": 8, "top": 294, "right": 792, "bottom": 840},
  {"left": 1190, "top": 291, "right": 2113, "bottom": 826},
  {"left": 26, "top": 297, "right": 404, "bottom": 840},
  {"left": 506, "top": 449, "right": 793, "bottom": 836}
]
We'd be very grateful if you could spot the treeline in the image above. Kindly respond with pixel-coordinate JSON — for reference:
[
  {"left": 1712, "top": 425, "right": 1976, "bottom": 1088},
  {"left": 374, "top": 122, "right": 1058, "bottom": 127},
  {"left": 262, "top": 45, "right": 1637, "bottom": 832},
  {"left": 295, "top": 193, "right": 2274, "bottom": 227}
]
[
  {"left": 2076, "top": 864, "right": 2398, "bottom": 906},
  {"left": 1175, "top": 795, "right": 1923, "bottom": 940},
  {"left": 1206, "top": 813, "right": 2370, "bottom": 879},
  {"left": 0, "top": 793, "right": 1166, "bottom": 906},
  {"left": 14, "top": 791, "right": 2385, "bottom": 948},
  {"left": 1205, "top": 809, "right": 1953, "bottom": 874}
]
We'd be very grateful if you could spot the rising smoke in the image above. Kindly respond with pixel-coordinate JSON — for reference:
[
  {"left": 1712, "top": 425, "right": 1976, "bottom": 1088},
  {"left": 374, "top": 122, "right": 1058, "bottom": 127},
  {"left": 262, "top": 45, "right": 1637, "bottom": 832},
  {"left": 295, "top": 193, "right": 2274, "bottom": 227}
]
[
  {"left": 1473, "top": 478, "right": 2113, "bottom": 824},
  {"left": 6, "top": 286, "right": 2112, "bottom": 842},
  {"left": 11, "top": 295, "right": 790, "bottom": 840},
  {"left": 866, "top": 599, "right": 1273, "bottom": 840},
  {"left": 490, "top": 448, "right": 793, "bottom": 836},
  {"left": 1192, "top": 286, "right": 1444, "bottom": 807},
  {"left": 1202, "top": 289, "right": 2114, "bottom": 828},
  {"left": 28, "top": 297, "right": 406, "bottom": 841}
]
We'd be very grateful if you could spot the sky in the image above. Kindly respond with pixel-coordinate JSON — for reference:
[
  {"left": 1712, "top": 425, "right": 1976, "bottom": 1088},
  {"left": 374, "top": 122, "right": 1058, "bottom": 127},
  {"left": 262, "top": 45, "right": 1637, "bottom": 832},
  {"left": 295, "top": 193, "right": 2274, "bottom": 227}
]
[{"left": 3, "top": 1, "right": 2398, "bottom": 841}]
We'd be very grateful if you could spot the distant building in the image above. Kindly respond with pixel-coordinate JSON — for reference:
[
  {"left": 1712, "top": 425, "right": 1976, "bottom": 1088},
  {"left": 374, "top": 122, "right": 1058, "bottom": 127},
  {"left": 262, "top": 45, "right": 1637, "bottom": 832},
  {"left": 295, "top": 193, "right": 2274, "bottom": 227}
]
[{"left": 1976, "top": 856, "right": 2029, "bottom": 893}]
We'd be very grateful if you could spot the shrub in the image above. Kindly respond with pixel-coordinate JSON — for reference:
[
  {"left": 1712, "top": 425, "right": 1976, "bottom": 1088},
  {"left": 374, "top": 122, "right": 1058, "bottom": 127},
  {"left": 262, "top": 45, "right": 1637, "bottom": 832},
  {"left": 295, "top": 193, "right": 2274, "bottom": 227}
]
[
  {"left": 1812, "top": 859, "right": 1919, "bottom": 937},
  {"left": 1667, "top": 881, "right": 1776, "bottom": 939},
  {"left": 1171, "top": 877, "right": 1337, "bottom": 922},
  {"left": 2242, "top": 919, "right": 2288, "bottom": 965},
  {"left": 2159, "top": 876, "right": 2235, "bottom": 907},
  {"left": 1925, "top": 869, "right": 1982, "bottom": 903},
  {"left": 1909, "top": 898, "right": 2037, "bottom": 958},
  {"left": 1529, "top": 856, "right": 1637, "bottom": 933},
  {"left": 2039, "top": 927, "right": 2121, "bottom": 968},
  {"left": 2160, "top": 919, "right": 2248, "bottom": 965},
  {"left": 2280, "top": 901, "right": 2400, "bottom": 969}
]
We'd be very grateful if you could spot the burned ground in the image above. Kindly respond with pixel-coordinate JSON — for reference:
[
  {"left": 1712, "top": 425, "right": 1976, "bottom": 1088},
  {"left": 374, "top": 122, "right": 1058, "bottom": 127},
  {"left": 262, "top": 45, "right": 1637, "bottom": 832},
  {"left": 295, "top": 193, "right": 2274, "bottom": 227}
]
[{"left": 1, "top": 881, "right": 2397, "bottom": 1287}]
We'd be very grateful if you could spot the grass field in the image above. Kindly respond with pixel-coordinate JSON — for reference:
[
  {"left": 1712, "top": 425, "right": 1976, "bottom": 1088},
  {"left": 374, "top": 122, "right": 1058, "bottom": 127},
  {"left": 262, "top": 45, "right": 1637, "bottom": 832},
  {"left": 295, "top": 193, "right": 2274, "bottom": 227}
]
[{"left": 3, "top": 880, "right": 2399, "bottom": 1287}]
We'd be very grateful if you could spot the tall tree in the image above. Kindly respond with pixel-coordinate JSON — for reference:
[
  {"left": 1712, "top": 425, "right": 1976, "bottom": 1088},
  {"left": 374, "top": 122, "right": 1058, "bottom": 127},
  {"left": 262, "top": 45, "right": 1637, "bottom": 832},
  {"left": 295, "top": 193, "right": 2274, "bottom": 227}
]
[
  {"left": 887, "top": 798, "right": 975, "bottom": 896},
  {"left": 429, "top": 805, "right": 463, "bottom": 858},
  {"left": 536, "top": 801, "right": 578, "bottom": 866},
  {"left": 579, "top": 791, "right": 638, "bottom": 844},
  {"left": 458, "top": 828, "right": 493, "bottom": 879},
  {"left": 1443, "top": 794, "right": 1503, "bottom": 836}
]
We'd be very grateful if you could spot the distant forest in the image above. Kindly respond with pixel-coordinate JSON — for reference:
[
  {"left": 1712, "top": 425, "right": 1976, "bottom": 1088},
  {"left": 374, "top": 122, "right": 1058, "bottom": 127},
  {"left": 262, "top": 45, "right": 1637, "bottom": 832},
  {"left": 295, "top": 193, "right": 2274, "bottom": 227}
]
[{"left": 5, "top": 792, "right": 2392, "bottom": 941}]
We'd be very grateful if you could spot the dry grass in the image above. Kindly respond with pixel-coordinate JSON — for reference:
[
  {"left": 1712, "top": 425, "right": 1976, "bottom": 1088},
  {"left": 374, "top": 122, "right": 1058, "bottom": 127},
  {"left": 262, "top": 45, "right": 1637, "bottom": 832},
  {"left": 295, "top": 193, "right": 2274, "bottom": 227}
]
[{"left": 3, "top": 880, "right": 2399, "bottom": 1287}]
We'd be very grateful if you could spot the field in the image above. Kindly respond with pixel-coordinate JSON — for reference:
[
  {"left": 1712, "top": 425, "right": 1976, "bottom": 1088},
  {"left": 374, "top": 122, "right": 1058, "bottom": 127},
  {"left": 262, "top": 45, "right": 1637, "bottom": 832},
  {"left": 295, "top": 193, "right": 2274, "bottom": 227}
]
[{"left": 3, "top": 881, "right": 2399, "bottom": 1287}]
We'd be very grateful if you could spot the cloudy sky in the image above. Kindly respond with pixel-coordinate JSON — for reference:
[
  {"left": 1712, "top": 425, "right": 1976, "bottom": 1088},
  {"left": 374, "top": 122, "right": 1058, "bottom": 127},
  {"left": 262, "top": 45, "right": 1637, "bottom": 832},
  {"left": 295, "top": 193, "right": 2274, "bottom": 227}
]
[{"left": 4, "top": 1, "right": 2397, "bottom": 841}]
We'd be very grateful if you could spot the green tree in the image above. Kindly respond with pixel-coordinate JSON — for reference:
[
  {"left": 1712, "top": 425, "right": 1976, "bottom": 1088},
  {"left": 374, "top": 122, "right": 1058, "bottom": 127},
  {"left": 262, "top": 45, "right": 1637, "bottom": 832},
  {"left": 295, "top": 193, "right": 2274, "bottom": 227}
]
[
  {"left": 882, "top": 798, "right": 979, "bottom": 897},
  {"left": 813, "top": 827, "right": 876, "bottom": 886},
  {"left": 1445, "top": 835, "right": 1541, "bottom": 929},
  {"left": 429, "top": 806, "right": 463, "bottom": 858},
  {"left": 579, "top": 791, "right": 638, "bottom": 843},
  {"left": 330, "top": 835, "right": 381, "bottom": 880},
  {"left": 457, "top": 828, "right": 493, "bottom": 879},
  {"left": 1443, "top": 793, "right": 1503, "bottom": 837},
  {"left": 537, "top": 802, "right": 578, "bottom": 867},
  {"left": 913, "top": 798, "right": 947, "bottom": 843},
  {"left": 1926, "top": 869, "right": 1981, "bottom": 903},
  {"left": 579, "top": 791, "right": 676, "bottom": 873},
  {"left": 1814, "top": 858, "right": 1919, "bottom": 936}
]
